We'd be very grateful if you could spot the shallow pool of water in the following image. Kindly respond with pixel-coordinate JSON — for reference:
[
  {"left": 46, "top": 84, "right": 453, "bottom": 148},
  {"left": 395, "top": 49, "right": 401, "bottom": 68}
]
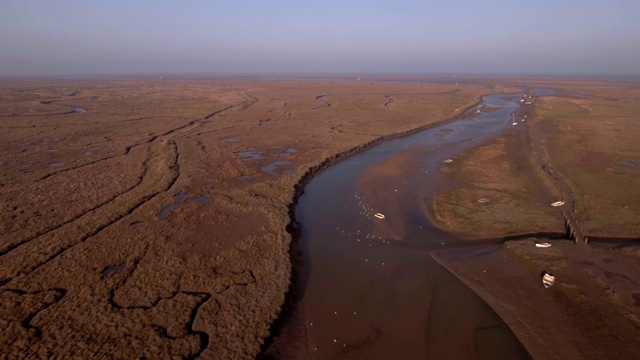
[
  {"left": 157, "top": 203, "right": 183, "bottom": 220},
  {"left": 101, "top": 263, "right": 125, "bottom": 278},
  {"left": 237, "top": 149, "right": 265, "bottom": 160},
  {"left": 261, "top": 160, "right": 293, "bottom": 176},
  {"left": 157, "top": 194, "right": 213, "bottom": 219}
]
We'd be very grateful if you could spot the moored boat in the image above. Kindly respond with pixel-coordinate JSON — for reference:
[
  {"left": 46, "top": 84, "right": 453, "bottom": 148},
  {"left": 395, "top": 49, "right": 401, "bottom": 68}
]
[{"left": 542, "top": 272, "right": 556, "bottom": 288}]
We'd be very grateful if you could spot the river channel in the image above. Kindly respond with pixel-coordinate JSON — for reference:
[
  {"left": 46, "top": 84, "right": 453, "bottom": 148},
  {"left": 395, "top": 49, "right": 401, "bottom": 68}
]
[{"left": 278, "top": 93, "right": 533, "bottom": 359}]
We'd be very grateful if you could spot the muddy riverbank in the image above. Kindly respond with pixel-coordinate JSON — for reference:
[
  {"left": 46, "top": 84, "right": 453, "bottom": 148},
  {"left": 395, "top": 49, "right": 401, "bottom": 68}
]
[{"left": 432, "top": 238, "right": 640, "bottom": 360}]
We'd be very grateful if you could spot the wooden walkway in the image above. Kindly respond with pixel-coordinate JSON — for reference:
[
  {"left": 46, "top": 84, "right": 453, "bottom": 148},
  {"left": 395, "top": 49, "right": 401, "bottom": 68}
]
[{"left": 563, "top": 211, "right": 587, "bottom": 244}]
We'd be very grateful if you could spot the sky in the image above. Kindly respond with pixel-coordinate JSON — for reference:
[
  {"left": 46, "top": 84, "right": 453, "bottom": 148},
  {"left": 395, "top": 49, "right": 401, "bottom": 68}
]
[{"left": 1, "top": 0, "right": 640, "bottom": 76}]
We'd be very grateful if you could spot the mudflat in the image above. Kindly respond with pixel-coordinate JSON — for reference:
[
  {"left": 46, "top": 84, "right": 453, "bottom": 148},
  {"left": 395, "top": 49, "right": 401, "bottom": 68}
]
[{"left": 0, "top": 78, "right": 487, "bottom": 359}]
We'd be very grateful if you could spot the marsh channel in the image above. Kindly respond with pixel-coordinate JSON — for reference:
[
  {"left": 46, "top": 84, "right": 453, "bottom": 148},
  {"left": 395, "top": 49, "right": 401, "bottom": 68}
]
[{"left": 270, "top": 92, "right": 541, "bottom": 359}]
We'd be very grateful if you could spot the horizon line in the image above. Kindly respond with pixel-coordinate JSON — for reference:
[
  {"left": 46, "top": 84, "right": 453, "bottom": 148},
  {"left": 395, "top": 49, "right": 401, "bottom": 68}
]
[{"left": 2, "top": 71, "right": 640, "bottom": 82}]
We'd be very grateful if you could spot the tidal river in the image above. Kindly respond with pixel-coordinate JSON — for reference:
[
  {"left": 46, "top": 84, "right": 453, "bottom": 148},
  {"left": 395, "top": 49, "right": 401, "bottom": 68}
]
[{"left": 272, "top": 93, "right": 533, "bottom": 359}]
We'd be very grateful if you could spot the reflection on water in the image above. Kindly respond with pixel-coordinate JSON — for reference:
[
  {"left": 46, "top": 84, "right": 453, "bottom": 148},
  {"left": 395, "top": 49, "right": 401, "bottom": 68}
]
[
  {"left": 156, "top": 193, "right": 213, "bottom": 219},
  {"left": 278, "top": 147, "right": 298, "bottom": 157},
  {"left": 175, "top": 191, "right": 188, "bottom": 201},
  {"left": 194, "top": 196, "right": 212, "bottom": 203},
  {"left": 101, "top": 263, "right": 125, "bottom": 278},
  {"left": 157, "top": 203, "right": 183, "bottom": 220},
  {"left": 236, "top": 149, "right": 265, "bottom": 160},
  {"left": 533, "top": 88, "right": 556, "bottom": 96},
  {"left": 261, "top": 160, "right": 293, "bottom": 176}
]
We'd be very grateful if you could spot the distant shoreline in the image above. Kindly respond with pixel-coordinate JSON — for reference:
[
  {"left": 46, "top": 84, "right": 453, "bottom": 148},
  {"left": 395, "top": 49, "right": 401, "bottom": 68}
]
[{"left": 2, "top": 73, "right": 640, "bottom": 82}]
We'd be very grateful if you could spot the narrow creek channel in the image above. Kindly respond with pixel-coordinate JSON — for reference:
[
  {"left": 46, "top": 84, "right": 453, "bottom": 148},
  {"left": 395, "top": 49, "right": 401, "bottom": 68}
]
[{"left": 266, "top": 93, "right": 535, "bottom": 359}]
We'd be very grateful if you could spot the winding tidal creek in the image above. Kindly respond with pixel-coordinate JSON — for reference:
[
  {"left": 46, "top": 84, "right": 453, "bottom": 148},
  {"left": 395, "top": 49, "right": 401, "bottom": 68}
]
[{"left": 271, "top": 93, "right": 534, "bottom": 359}]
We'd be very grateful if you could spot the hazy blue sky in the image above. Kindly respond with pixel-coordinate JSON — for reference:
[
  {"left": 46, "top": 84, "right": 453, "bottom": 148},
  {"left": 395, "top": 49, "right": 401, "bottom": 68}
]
[{"left": 1, "top": 0, "right": 639, "bottom": 76}]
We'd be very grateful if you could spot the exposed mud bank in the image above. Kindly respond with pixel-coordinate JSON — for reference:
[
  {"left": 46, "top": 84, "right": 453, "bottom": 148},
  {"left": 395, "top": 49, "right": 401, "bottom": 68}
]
[{"left": 432, "top": 237, "right": 640, "bottom": 360}]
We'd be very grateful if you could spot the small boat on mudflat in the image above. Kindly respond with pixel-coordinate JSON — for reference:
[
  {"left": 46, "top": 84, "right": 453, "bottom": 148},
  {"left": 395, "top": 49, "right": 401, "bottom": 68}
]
[
  {"left": 550, "top": 201, "right": 565, "bottom": 207},
  {"left": 542, "top": 272, "right": 556, "bottom": 288},
  {"left": 374, "top": 213, "right": 386, "bottom": 219}
]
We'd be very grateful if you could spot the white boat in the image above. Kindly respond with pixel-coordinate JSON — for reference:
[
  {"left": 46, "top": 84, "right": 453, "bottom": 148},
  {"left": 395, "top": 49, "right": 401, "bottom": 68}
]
[
  {"left": 542, "top": 273, "right": 555, "bottom": 288},
  {"left": 374, "top": 213, "right": 386, "bottom": 219},
  {"left": 535, "top": 242, "right": 552, "bottom": 248},
  {"left": 444, "top": 159, "right": 453, "bottom": 164},
  {"left": 550, "top": 201, "right": 565, "bottom": 207},
  {"left": 512, "top": 122, "right": 518, "bottom": 126},
  {"left": 477, "top": 198, "right": 490, "bottom": 204}
]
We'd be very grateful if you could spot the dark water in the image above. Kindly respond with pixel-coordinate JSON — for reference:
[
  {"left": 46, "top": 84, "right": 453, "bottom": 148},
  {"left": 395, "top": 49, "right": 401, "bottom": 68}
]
[{"left": 287, "top": 93, "right": 532, "bottom": 359}]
